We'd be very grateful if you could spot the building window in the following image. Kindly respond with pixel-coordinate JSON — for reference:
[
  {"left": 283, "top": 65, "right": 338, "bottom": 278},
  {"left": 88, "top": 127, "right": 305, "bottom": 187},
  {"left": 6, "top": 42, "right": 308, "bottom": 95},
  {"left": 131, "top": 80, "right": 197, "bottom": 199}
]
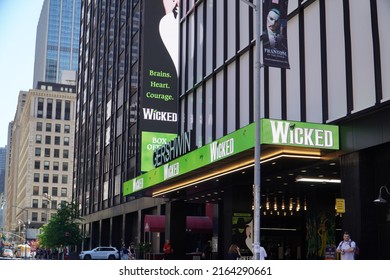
[
  {"left": 44, "top": 148, "right": 50, "bottom": 157},
  {"left": 61, "top": 188, "right": 67, "bottom": 197},
  {"left": 56, "top": 100, "right": 62, "bottom": 119},
  {"left": 33, "top": 186, "right": 39, "bottom": 195},
  {"left": 64, "top": 137, "right": 69, "bottom": 146},
  {"left": 65, "top": 100, "right": 71, "bottom": 120},
  {"left": 64, "top": 124, "right": 70, "bottom": 133},
  {"left": 62, "top": 175, "right": 68, "bottom": 184},
  {"left": 51, "top": 200, "right": 58, "bottom": 209},
  {"left": 63, "top": 150, "right": 69, "bottom": 158},
  {"left": 36, "top": 134, "right": 42, "bottom": 144},
  {"left": 36, "top": 122, "right": 42, "bottom": 131},
  {"left": 55, "top": 124, "right": 61, "bottom": 133},
  {"left": 43, "top": 186, "right": 48, "bottom": 195},
  {"left": 55, "top": 136, "right": 60, "bottom": 145},
  {"left": 37, "top": 97, "right": 44, "bottom": 118},
  {"left": 32, "top": 199, "right": 38, "bottom": 208},
  {"left": 34, "top": 173, "right": 40, "bottom": 182},
  {"left": 53, "top": 161, "right": 59, "bottom": 170},
  {"left": 54, "top": 149, "right": 60, "bottom": 158},
  {"left": 46, "top": 98, "right": 53, "bottom": 119},
  {"left": 45, "top": 135, "right": 51, "bottom": 145},
  {"left": 52, "top": 174, "right": 58, "bottom": 183},
  {"left": 42, "top": 199, "right": 50, "bottom": 209},
  {"left": 46, "top": 123, "right": 52, "bottom": 132},
  {"left": 41, "top": 213, "right": 49, "bottom": 223},
  {"left": 52, "top": 187, "right": 58, "bottom": 196},
  {"left": 62, "top": 162, "right": 68, "bottom": 171},
  {"left": 34, "top": 160, "right": 40, "bottom": 169},
  {"left": 43, "top": 174, "right": 49, "bottom": 183},
  {"left": 32, "top": 212, "right": 38, "bottom": 222},
  {"left": 44, "top": 161, "right": 50, "bottom": 170},
  {"left": 35, "top": 148, "right": 41, "bottom": 156}
]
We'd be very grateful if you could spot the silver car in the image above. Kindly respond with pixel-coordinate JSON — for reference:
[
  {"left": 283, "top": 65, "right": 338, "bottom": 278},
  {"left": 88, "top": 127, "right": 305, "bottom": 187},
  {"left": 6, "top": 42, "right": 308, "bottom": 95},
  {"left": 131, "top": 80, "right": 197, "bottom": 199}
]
[{"left": 79, "top": 246, "right": 119, "bottom": 260}]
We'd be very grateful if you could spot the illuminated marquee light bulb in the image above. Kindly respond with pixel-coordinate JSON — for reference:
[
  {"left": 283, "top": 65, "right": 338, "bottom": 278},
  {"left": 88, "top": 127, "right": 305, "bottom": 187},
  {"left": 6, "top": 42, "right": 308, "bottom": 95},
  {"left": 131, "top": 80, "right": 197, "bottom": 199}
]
[{"left": 274, "top": 196, "right": 278, "bottom": 211}]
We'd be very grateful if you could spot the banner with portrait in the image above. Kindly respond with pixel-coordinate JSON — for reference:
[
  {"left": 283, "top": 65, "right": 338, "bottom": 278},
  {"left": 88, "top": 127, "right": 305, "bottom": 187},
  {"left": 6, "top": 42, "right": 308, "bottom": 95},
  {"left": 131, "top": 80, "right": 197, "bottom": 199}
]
[{"left": 262, "top": 0, "right": 290, "bottom": 69}]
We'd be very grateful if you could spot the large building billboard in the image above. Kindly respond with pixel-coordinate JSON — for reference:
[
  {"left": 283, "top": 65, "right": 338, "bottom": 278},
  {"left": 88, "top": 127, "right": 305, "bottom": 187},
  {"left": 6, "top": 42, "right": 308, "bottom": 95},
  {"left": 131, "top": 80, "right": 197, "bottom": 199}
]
[{"left": 140, "top": 1, "right": 180, "bottom": 171}]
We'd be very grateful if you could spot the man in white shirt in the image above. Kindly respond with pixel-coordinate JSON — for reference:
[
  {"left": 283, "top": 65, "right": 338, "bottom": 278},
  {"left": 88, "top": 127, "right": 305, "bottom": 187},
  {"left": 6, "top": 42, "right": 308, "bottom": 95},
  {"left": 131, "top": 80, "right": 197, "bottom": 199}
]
[{"left": 336, "top": 232, "right": 356, "bottom": 260}]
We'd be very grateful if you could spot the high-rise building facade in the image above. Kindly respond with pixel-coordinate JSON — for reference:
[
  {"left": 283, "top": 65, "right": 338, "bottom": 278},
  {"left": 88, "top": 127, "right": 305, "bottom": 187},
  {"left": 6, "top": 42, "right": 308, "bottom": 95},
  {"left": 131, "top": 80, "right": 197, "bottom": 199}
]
[
  {"left": 0, "top": 146, "right": 7, "bottom": 229},
  {"left": 75, "top": 0, "right": 390, "bottom": 260},
  {"left": 0, "top": 147, "right": 6, "bottom": 194},
  {"left": 4, "top": 84, "right": 76, "bottom": 240},
  {"left": 33, "top": 0, "right": 81, "bottom": 88}
]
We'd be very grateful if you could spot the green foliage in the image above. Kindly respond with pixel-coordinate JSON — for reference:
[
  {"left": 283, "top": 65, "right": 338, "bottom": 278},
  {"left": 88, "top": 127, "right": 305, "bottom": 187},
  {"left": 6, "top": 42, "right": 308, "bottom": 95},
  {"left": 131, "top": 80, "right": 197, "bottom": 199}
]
[
  {"left": 137, "top": 242, "right": 152, "bottom": 253},
  {"left": 38, "top": 202, "right": 83, "bottom": 248}
]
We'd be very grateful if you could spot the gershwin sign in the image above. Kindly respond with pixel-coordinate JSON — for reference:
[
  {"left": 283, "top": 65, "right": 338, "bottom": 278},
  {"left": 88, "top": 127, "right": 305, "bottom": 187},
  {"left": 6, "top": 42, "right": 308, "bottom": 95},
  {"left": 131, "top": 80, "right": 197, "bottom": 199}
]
[{"left": 123, "top": 119, "right": 339, "bottom": 196}]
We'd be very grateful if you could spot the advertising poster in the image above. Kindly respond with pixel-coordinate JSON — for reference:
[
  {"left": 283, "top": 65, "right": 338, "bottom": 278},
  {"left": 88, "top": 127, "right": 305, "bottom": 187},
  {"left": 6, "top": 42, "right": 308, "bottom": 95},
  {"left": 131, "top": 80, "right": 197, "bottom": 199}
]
[
  {"left": 231, "top": 213, "right": 253, "bottom": 257},
  {"left": 140, "top": 0, "right": 180, "bottom": 171},
  {"left": 262, "top": 0, "right": 290, "bottom": 69}
]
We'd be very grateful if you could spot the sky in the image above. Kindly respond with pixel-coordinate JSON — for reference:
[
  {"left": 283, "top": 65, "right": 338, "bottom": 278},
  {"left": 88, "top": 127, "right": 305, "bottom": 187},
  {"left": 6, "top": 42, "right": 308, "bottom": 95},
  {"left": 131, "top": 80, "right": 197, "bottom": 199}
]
[{"left": 0, "top": 0, "right": 45, "bottom": 147}]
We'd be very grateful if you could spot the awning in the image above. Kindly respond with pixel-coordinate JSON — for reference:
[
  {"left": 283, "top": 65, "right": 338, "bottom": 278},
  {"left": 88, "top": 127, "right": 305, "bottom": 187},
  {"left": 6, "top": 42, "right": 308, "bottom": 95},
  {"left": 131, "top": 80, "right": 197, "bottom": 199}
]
[
  {"left": 144, "top": 215, "right": 165, "bottom": 232},
  {"left": 144, "top": 215, "right": 212, "bottom": 233}
]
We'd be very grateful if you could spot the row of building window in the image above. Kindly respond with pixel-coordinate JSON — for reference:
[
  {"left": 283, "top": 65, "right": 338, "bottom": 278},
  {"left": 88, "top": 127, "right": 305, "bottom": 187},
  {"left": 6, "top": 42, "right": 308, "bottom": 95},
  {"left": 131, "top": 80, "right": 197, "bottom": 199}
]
[
  {"left": 36, "top": 122, "right": 71, "bottom": 133},
  {"left": 31, "top": 212, "right": 51, "bottom": 222},
  {"left": 37, "top": 98, "right": 72, "bottom": 120},
  {"left": 29, "top": 202, "right": 67, "bottom": 222},
  {"left": 33, "top": 173, "right": 68, "bottom": 184},
  {"left": 33, "top": 186, "right": 68, "bottom": 197},
  {"left": 32, "top": 199, "right": 58, "bottom": 210},
  {"left": 34, "top": 160, "right": 68, "bottom": 171},
  {"left": 36, "top": 135, "right": 70, "bottom": 145},
  {"left": 35, "top": 147, "right": 70, "bottom": 158}
]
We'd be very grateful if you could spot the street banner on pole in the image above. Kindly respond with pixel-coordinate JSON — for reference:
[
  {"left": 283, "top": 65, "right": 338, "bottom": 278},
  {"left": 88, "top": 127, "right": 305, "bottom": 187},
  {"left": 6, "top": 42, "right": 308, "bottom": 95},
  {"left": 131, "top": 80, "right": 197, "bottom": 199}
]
[{"left": 262, "top": 0, "right": 290, "bottom": 69}]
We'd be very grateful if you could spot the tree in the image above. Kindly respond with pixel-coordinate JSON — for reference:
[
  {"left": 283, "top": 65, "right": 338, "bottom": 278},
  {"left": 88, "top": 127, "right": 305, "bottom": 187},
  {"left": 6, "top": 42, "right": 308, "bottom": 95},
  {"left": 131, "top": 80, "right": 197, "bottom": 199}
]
[{"left": 38, "top": 202, "right": 83, "bottom": 248}]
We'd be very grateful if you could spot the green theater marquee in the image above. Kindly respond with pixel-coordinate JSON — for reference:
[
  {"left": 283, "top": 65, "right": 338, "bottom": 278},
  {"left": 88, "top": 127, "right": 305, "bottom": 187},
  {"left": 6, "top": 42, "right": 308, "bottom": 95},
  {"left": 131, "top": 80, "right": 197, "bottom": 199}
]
[{"left": 123, "top": 119, "right": 339, "bottom": 196}]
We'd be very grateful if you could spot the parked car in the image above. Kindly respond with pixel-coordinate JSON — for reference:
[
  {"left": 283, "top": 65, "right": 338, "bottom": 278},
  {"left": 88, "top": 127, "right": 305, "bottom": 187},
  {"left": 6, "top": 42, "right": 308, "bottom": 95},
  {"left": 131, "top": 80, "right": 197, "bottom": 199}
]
[
  {"left": 79, "top": 246, "right": 119, "bottom": 260},
  {"left": 2, "top": 249, "right": 14, "bottom": 258}
]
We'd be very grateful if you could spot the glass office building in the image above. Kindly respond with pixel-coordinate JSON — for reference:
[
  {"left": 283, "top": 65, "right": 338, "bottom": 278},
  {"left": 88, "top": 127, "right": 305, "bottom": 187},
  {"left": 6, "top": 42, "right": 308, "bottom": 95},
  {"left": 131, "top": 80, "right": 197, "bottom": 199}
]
[{"left": 33, "top": 0, "right": 81, "bottom": 88}]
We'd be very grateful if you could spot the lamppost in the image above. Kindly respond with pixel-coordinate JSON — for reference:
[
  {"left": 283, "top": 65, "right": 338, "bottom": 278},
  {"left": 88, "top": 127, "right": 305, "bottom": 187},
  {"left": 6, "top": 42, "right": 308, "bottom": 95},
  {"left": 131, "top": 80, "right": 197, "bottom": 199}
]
[
  {"left": 43, "top": 193, "right": 53, "bottom": 223},
  {"left": 17, "top": 219, "right": 29, "bottom": 259},
  {"left": 12, "top": 206, "right": 29, "bottom": 238},
  {"left": 241, "top": 0, "right": 262, "bottom": 260},
  {"left": 13, "top": 206, "right": 30, "bottom": 259}
]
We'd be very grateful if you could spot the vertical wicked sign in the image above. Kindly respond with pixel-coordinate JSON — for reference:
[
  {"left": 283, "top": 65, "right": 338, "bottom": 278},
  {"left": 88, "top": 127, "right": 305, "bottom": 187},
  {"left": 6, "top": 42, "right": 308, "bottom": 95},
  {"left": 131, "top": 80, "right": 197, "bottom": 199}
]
[{"left": 140, "top": 1, "right": 180, "bottom": 172}]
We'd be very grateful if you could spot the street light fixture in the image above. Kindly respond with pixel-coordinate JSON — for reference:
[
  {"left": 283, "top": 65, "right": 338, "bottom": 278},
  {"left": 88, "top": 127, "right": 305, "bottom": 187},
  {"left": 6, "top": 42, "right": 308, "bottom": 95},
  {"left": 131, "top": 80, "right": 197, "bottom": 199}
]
[
  {"left": 373, "top": 185, "right": 390, "bottom": 204},
  {"left": 43, "top": 193, "right": 53, "bottom": 223}
]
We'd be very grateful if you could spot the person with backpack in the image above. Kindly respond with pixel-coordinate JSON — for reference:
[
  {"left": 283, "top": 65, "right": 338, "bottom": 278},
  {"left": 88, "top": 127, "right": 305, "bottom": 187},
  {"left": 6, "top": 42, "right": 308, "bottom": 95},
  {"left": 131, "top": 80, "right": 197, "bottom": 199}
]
[{"left": 336, "top": 231, "right": 356, "bottom": 260}]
